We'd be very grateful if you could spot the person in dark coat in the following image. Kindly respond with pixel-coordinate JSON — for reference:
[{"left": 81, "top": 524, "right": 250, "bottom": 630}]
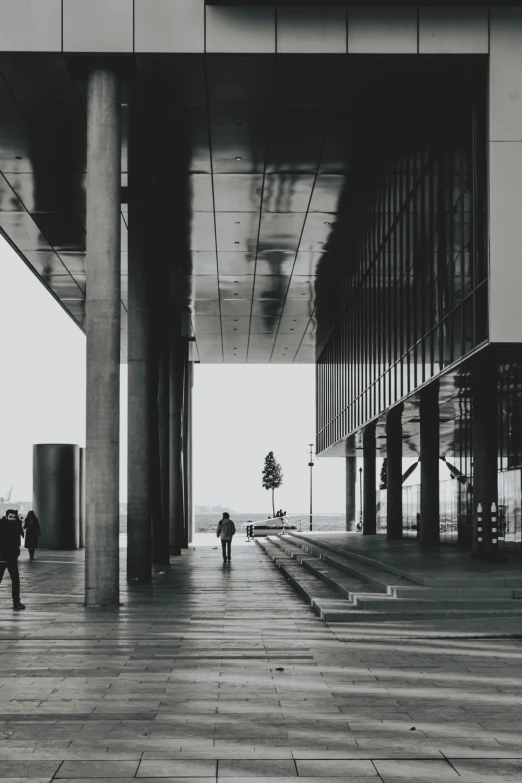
[
  {"left": 0, "top": 509, "right": 25, "bottom": 610},
  {"left": 23, "top": 511, "right": 41, "bottom": 560},
  {"left": 216, "top": 512, "right": 236, "bottom": 564}
]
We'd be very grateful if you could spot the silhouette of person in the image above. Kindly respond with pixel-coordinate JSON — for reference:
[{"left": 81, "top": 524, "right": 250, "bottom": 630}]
[
  {"left": 23, "top": 511, "right": 41, "bottom": 560},
  {"left": 216, "top": 512, "right": 236, "bottom": 564},
  {"left": 0, "top": 509, "right": 25, "bottom": 610}
]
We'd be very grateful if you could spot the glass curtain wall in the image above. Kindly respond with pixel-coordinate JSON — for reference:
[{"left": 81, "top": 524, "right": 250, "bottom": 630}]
[
  {"left": 317, "top": 62, "right": 487, "bottom": 454},
  {"left": 499, "top": 363, "right": 522, "bottom": 550}
]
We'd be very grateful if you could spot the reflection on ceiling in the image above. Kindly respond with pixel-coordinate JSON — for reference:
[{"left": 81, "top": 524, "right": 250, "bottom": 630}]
[{"left": 0, "top": 53, "right": 357, "bottom": 364}]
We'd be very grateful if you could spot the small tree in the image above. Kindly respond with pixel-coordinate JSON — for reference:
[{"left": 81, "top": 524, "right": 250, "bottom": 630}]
[
  {"left": 380, "top": 458, "right": 387, "bottom": 490},
  {"left": 262, "top": 451, "right": 283, "bottom": 517}
]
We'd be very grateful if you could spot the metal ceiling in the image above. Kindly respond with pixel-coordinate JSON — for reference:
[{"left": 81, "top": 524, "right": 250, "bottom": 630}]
[{"left": 0, "top": 52, "right": 356, "bottom": 364}]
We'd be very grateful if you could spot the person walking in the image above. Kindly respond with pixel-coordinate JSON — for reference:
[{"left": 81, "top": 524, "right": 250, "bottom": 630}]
[
  {"left": 216, "top": 512, "right": 236, "bottom": 564},
  {"left": 23, "top": 511, "right": 41, "bottom": 560},
  {"left": 0, "top": 509, "right": 25, "bottom": 610}
]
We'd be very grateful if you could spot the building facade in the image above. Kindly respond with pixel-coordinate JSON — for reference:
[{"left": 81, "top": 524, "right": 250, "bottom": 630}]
[{"left": 0, "top": 3, "right": 520, "bottom": 603}]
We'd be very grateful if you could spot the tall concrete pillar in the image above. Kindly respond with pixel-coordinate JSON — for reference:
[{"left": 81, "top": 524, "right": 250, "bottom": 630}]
[
  {"left": 386, "top": 406, "right": 403, "bottom": 540},
  {"left": 345, "top": 436, "right": 356, "bottom": 532},
  {"left": 79, "top": 447, "right": 85, "bottom": 548},
  {"left": 180, "top": 347, "right": 188, "bottom": 550},
  {"left": 363, "top": 423, "right": 376, "bottom": 535},
  {"left": 155, "top": 333, "right": 170, "bottom": 564},
  {"left": 184, "top": 359, "right": 194, "bottom": 546},
  {"left": 472, "top": 363, "right": 499, "bottom": 558},
  {"left": 85, "top": 65, "right": 121, "bottom": 607},
  {"left": 419, "top": 383, "right": 440, "bottom": 546},
  {"left": 127, "top": 84, "right": 152, "bottom": 582},
  {"left": 169, "top": 332, "right": 183, "bottom": 556}
]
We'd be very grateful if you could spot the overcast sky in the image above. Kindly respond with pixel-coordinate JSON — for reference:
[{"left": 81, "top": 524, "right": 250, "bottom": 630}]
[{"left": 0, "top": 236, "right": 347, "bottom": 511}]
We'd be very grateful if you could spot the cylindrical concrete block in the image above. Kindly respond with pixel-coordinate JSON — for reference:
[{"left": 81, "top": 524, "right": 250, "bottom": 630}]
[
  {"left": 79, "top": 447, "right": 86, "bottom": 548},
  {"left": 33, "top": 444, "right": 80, "bottom": 550}
]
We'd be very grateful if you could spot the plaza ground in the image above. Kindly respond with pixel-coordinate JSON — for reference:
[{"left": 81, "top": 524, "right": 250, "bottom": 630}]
[{"left": 0, "top": 539, "right": 520, "bottom": 782}]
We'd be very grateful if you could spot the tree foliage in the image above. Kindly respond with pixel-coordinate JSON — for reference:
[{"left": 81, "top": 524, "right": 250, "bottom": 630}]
[
  {"left": 380, "top": 458, "right": 387, "bottom": 490},
  {"left": 262, "top": 451, "right": 283, "bottom": 516}
]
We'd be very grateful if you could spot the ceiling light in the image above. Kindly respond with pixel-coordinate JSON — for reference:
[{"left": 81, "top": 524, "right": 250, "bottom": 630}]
[
  {"left": 235, "top": 221, "right": 240, "bottom": 225},
  {"left": 234, "top": 241, "right": 240, "bottom": 245},
  {"left": 318, "top": 241, "right": 323, "bottom": 245},
  {"left": 235, "top": 156, "right": 242, "bottom": 161},
  {"left": 324, "top": 222, "right": 330, "bottom": 226}
]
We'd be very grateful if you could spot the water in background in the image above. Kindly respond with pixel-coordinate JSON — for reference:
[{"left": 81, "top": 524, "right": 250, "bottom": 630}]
[{"left": 196, "top": 512, "right": 346, "bottom": 534}]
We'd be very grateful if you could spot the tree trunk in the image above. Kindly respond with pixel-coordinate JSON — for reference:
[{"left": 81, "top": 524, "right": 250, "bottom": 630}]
[{"left": 272, "top": 489, "right": 275, "bottom": 517}]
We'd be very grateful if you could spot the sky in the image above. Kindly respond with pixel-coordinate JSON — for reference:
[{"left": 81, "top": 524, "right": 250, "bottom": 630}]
[
  {"left": 193, "top": 364, "right": 345, "bottom": 513},
  {"left": 0, "top": 235, "right": 347, "bottom": 511}
]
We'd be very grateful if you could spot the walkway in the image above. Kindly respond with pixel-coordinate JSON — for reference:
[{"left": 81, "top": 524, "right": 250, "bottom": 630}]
[{"left": 0, "top": 541, "right": 521, "bottom": 782}]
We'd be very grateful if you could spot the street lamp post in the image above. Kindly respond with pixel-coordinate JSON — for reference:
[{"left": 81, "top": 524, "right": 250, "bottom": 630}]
[{"left": 308, "top": 444, "right": 314, "bottom": 532}]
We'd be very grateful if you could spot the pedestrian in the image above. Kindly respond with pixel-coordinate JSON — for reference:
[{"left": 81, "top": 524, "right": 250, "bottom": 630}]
[
  {"left": 216, "top": 512, "right": 236, "bottom": 564},
  {"left": 0, "top": 509, "right": 26, "bottom": 610},
  {"left": 23, "top": 511, "right": 41, "bottom": 560}
]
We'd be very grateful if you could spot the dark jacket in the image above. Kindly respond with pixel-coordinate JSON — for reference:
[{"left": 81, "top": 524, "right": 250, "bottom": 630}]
[
  {"left": 24, "top": 515, "right": 41, "bottom": 548},
  {"left": 0, "top": 516, "right": 24, "bottom": 560},
  {"left": 217, "top": 518, "right": 236, "bottom": 541}
]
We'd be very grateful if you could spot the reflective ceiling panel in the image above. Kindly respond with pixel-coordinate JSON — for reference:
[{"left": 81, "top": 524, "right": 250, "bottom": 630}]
[{"left": 0, "top": 52, "right": 359, "bottom": 364}]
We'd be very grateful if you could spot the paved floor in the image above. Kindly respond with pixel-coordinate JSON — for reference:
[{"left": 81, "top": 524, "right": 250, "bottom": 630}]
[{"left": 0, "top": 541, "right": 521, "bottom": 782}]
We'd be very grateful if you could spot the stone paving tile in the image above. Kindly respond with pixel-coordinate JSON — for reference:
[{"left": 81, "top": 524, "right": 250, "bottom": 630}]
[
  {"left": 295, "top": 760, "right": 377, "bottom": 776},
  {"left": 55, "top": 761, "right": 140, "bottom": 778},
  {"left": 0, "top": 545, "right": 521, "bottom": 781},
  {"left": 137, "top": 759, "right": 217, "bottom": 777},
  {"left": 217, "top": 760, "right": 297, "bottom": 776}
]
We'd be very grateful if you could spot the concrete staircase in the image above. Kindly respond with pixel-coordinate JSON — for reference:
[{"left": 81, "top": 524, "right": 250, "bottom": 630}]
[{"left": 256, "top": 533, "right": 522, "bottom": 622}]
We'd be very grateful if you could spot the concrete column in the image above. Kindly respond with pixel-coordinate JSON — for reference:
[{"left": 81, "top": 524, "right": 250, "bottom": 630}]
[
  {"left": 386, "top": 406, "right": 403, "bottom": 540},
  {"left": 155, "top": 333, "right": 170, "bottom": 564},
  {"left": 187, "top": 361, "right": 194, "bottom": 545},
  {"left": 127, "top": 84, "right": 152, "bottom": 581},
  {"left": 181, "top": 347, "right": 189, "bottom": 550},
  {"left": 345, "top": 437, "right": 356, "bottom": 532},
  {"left": 183, "top": 358, "right": 194, "bottom": 546},
  {"left": 85, "top": 65, "right": 121, "bottom": 607},
  {"left": 79, "top": 447, "right": 85, "bottom": 548},
  {"left": 472, "top": 363, "right": 499, "bottom": 558},
  {"left": 169, "top": 331, "right": 183, "bottom": 556},
  {"left": 419, "top": 383, "right": 440, "bottom": 546},
  {"left": 363, "top": 423, "right": 376, "bottom": 535}
]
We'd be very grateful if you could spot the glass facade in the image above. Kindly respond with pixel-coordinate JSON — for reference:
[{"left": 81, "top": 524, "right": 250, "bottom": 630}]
[
  {"left": 498, "top": 363, "right": 522, "bottom": 549},
  {"left": 316, "top": 62, "right": 487, "bottom": 454}
]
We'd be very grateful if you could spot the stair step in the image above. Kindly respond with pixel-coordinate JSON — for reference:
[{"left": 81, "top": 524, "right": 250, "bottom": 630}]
[
  {"left": 391, "top": 586, "right": 519, "bottom": 599},
  {"left": 256, "top": 537, "right": 359, "bottom": 620},
  {"left": 279, "top": 533, "right": 415, "bottom": 593},
  {"left": 288, "top": 531, "right": 426, "bottom": 584},
  {"left": 288, "top": 532, "right": 522, "bottom": 588},
  {"left": 256, "top": 537, "right": 522, "bottom": 623},
  {"left": 267, "top": 535, "right": 382, "bottom": 600},
  {"left": 354, "top": 596, "right": 522, "bottom": 611}
]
